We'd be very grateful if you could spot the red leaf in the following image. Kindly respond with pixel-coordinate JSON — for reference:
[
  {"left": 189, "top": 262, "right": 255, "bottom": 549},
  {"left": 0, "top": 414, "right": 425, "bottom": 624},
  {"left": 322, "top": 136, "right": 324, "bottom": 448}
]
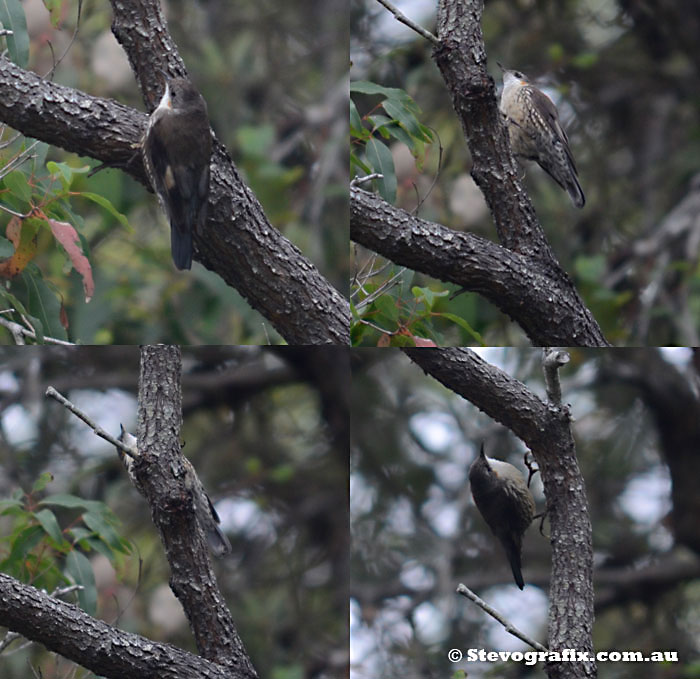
[{"left": 48, "top": 220, "right": 95, "bottom": 302}]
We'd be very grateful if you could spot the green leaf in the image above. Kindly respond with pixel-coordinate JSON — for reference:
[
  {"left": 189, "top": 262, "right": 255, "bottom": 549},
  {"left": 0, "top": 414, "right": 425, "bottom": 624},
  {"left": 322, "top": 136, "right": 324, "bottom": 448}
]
[
  {"left": 349, "top": 297, "right": 360, "bottom": 321},
  {"left": 3, "top": 169, "right": 32, "bottom": 204},
  {"left": 21, "top": 267, "right": 64, "bottom": 343},
  {"left": 84, "top": 536, "right": 115, "bottom": 561},
  {"left": 365, "top": 137, "right": 396, "bottom": 203},
  {"left": 65, "top": 550, "right": 97, "bottom": 615},
  {"left": 417, "top": 123, "right": 435, "bottom": 143},
  {"left": 29, "top": 140, "right": 50, "bottom": 172},
  {"left": 0, "top": 497, "right": 24, "bottom": 515},
  {"left": 413, "top": 286, "right": 449, "bottom": 311},
  {"left": 350, "top": 99, "right": 364, "bottom": 136},
  {"left": 69, "top": 527, "right": 94, "bottom": 543},
  {"left": 80, "top": 192, "right": 130, "bottom": 228},
  {"left": 0, "top": 287, "right": 30, "bottom": 318},
  {"left": 382, "top": 122, "right": 413, "bottom": 149},
  {"left": 0, "top": 0, "right": 29, "bottom": 66},
  {"left": 43, "top": 0, "right": 62, "bottom": 28},
  {"left": 40, "top": 493, "right": 103, "bottom": 512},
  {"left": 382, "top": 99, "right": 425, "bottom": 141},
  {"left": 351, "top": 81, "right": 412, "bottom": 100},
  {"left": 441, "top": 313, "right": 485, "bottom": 345},
  {"left": 46, "top": 161, "right": 74, "bottom": 189},
  {"left": 373, "top": 294, "right": 399, "bottom": 324},
  {"left": 82, "top": 510, "right": 122, "bottom": 551},
  {"left": 32, "top": 472, "right": 54, "bottom": 493},
  {"left": 7, "top": 524, "right": 44, "bottom": 563},
  {"left": 367, "top": 115, "right": 393, "bottom": 139},
  {"left": 350, "top": 319, "right": 366, "bottom": 345},
  {"left": 350, "top": 151, "right": 372, "bottom": 177},
  {"left": 389, "top": 333, "right": 415, "bottom": 347},
  {"left": 34, "top": 508, "right": 65, "bottom": 545}
]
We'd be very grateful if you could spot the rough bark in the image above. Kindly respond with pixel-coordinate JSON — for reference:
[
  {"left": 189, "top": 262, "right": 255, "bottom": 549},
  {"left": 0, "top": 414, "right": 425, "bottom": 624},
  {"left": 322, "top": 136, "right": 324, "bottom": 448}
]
[
  {"left": 404, "top": 348, "right": 596, "bottom": 679},
  {"left": 0, "top": 573, "right": 236, "bottom": 679},
  {"left": 135, "top": 346, "right": 256, "bottom": 677},
  {"left": 351, "top": 188, "right": 609, "bottom": 345}
]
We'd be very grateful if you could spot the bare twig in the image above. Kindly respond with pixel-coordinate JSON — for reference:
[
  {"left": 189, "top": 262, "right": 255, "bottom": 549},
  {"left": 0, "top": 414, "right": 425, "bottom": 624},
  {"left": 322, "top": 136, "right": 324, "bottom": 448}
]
[
  {"left": 374, "top": 0, "right": 440, "bottom": 46},
  {"left": 0, "top": 203, "right": 28, "bottom": 218},
  {"left": 0, "top": 315, "right": 75, "bottom": 346},
  {"left": 542, "top": 348, "right": 570, "bottom": 404},
  {"left": 45, "top": 386, "right": 135, "bottom": 458},
  {"left": 41, "top": 0, "right": 84, "bottom": 82},
  {"left": 351, "top": 172, "right": 384, "bottom": 186},
  {"left": 51, "top": 584, "right": 85, "bottom": 598},
  {"left": 353, "top": 266, "right": 406, "bottom": 310},
  {"left": 409, "top": 129, "right": 443, "bottom": 216},
  {"left": 456, "top": 583, "right": 547, "bottom": 651}
]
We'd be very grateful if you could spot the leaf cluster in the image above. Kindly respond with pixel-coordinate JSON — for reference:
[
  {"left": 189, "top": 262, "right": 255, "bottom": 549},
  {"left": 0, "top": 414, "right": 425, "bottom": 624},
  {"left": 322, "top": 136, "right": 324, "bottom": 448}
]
[
  {"left": 350, "top": 80, "right": 433, "bottom": 202},
  {"left": 0, "top": 471, "right": 133, "bottom": 617}
]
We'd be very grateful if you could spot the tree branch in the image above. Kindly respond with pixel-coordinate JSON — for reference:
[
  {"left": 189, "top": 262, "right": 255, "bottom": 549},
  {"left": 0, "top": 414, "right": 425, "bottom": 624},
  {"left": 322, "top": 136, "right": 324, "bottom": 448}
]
[
  {"left": 456, "top": 583, "right": 548, "bottom": 651},
  {"left": 542, "top": 348, "right": 570, "bottom": 404},
  {"left": 403, "top": 348, "right": 595, "bottom": 679},
  {"left": 432, "top": 0, "right": 554, "bottom": 261},
  {"left": 351, "top": 187, "right": 609, "bottom": 345},
  {"left": 0, "top": 573, "right": 235, "bottom": 679},
  {"left": 44, "top": 386, "right": 135, "bottom": 458},
  {"left": 373, "top": 0, "right": 439, "bottom": 45},
  {"left": 134, "top": 346, "right": 257, "bottom": 677}
]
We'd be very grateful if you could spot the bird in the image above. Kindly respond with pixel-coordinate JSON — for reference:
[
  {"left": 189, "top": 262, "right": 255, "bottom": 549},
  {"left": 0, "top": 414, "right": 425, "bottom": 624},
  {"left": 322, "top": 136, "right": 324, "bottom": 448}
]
[
  {"left": 116, "top": 425, "right": 231, "bottom": 557},
  {"left": 498, "top": 65, "right": 585, "bottom": 208},
  {"left": 468, "top": 443, "right": 535, "bottom": 589},
  {"left": 142, "top": 73, "right": 212, "bottom": 270}
]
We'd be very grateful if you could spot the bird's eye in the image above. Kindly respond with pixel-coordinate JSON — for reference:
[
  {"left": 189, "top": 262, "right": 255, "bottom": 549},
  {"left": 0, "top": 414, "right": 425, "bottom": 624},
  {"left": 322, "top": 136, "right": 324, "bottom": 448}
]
[{"left": 514, "top": 71, "right": 524, "bottom": 78}]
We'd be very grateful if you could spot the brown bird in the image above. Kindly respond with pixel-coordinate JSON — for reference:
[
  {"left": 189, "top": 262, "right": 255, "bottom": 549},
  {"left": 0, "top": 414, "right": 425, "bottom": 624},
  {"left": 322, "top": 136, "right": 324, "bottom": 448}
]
[
  {"left": 142, "top": 74, "right": 212, "bottom": 270},
  {"left": 469, "top": 443, "right": 535, "bottom": 589},
  {"left": 117, "top": 426, "right": 231, "bottom": 557},
  {"left": 499, "top": 65, "right": 585, "bottom": 208}
]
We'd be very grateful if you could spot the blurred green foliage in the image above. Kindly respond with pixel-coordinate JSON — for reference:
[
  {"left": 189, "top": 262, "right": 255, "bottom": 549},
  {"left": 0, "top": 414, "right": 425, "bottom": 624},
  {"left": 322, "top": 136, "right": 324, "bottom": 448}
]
[{"left": 0, "top": 472, "right": 132, "bottom": 617}]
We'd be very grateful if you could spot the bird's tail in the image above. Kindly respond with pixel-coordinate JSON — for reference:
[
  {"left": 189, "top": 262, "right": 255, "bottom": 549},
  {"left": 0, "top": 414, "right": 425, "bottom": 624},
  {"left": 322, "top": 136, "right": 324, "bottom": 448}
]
[
  {"left": 207, "top": 524, "right": 232, "bottom": 558},
  {"left": 171, "top": 224, "right": 193, "bottom": 270},
  {"left": 503, "top": 537, "right": 525, "bottom": 589},
  {"left": 567, "top": 173, "right": 586, "bottom": 209}
]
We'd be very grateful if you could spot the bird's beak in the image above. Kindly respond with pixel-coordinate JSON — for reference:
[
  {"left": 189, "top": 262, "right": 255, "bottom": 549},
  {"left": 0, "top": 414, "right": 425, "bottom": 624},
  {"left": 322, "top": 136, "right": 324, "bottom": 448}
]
[
  {"left": 156, "top": 68, "right": 172, "bottom": 108},
  {"left": 155, "top": 80, "right": 172, "bottom": 111},
  {"left": 163, "top": 82, "right": 172, "bottom": 109}
]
